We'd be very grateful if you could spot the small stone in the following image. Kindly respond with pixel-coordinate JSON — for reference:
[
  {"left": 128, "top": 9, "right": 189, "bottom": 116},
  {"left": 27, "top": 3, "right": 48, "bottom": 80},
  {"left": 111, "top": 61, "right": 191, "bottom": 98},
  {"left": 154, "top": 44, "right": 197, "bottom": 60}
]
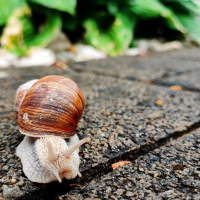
[
  {"left": 140, "top": 179, "right": 145, "bottom": 183},
  {"left": 173, "top": 164, "right": 184, "bottom": 171},
  {"left": 3, "top": 185, "right": 24, "bottom": 200},
  {"left": 74, "top": 44, "right": 106, "bottom": 62},
  {"left": 121, "top": 138, "right": 135, "bottom": 147},
  {"left": 60, "top": 194, "right": 84, "bottom": 200},
  {"left": 97, "top": 130, "right": 103, "bottom": 134},
  {"left": 14, "top": 48, "right": 56, "bottom": 67},
  {"left": 125, "top": 191, "right": 134, "bottom": 197},
  {"left": 139, "top": 168, "right": 144, "bottom": 172},
  {"left": 148, "top": 111, "right": 162, "bottom": 118},
  {"left": 10, "top": 179, "right": 16, "bottom": 184},
  {"left": 114, "top": 189, "right": 124, "bottom": 195},
  {"left": 154, "top": 174, "right": 158, "bottom": 177},
  {"left": 158, "top": 190, "right": 174, "bottom": 197},
  {"left": 110, "top": 195, "right": 117, "bottom": 200}
]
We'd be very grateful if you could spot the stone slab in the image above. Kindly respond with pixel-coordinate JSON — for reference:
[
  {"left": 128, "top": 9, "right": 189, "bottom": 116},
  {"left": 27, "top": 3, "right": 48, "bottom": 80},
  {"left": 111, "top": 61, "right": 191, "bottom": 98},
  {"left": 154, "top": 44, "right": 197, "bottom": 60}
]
[
  {"left": 157, "top": 69, "right": 200, "bottom": 92},
  {"left": 1, "top": 65, "right": 200, "bottom": 199},
  {"left": 60, "top": 129, "right": 200, "bottom": 200},
  {"left": 161, "top": 47, "right": 200, "bottom": 61},
  {"left": 69, "top": 48, "right": 200, "bottom": 82}
]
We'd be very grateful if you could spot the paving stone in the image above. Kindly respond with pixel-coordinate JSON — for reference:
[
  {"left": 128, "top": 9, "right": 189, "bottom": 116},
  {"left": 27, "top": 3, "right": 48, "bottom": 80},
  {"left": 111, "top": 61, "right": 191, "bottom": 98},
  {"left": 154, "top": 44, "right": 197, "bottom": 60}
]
[
  {"left": 162, "top": 47, "right": 200, "bottom": 61},
  {"left": 61, "top": 129, "right": 200, "bottom": 200},
  {"left": 157, "top": 69, "right": 200, "bottom": 91},
  {"left": 1, "top": 64, "right": 200, "bottom": 199},
  {"left": 154, "top": 48, "right": 200, "bottom": 91},
  {"left": 69, "top": 48, "right": 200, "bottom": 82},
  {"left": 69, "top": 56, "right": 167, "bottom": 81}
]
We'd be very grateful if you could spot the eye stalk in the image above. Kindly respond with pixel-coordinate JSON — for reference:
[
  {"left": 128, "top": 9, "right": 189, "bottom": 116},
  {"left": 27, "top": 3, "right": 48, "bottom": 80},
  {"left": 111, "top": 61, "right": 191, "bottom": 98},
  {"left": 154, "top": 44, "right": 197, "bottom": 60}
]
[
  {"left": 53, "top": 169, "right": 62, "bottom": 183},
  {"left": 64, "top": 137, "right": 91, "bottom": 158},
  {"left": 71, "top": 165, "right": 82, "bottom": 177},
  {"left": 47, "top": 140, "right": 57, "bottom": 161}
]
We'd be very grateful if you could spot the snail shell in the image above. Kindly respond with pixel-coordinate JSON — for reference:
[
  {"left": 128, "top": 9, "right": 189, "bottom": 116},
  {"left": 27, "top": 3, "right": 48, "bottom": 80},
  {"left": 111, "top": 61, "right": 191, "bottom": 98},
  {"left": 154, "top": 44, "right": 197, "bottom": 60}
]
[
  {"left": 17, "top": 75, "right": 85, "bottom": 138},
  {"left": 14, "top": 79, "right": 38, "bottom": 115}
]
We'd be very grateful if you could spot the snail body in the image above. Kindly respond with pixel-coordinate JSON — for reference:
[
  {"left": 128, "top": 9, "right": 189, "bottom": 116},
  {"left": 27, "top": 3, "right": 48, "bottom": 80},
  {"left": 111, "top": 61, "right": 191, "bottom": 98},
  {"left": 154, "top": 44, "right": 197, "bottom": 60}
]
[
  {"left": 16, "top": 135, "right": 90, "bottom": 183},
  {"left": 15, "top": 76, "right": 90, "bottom": 183}
]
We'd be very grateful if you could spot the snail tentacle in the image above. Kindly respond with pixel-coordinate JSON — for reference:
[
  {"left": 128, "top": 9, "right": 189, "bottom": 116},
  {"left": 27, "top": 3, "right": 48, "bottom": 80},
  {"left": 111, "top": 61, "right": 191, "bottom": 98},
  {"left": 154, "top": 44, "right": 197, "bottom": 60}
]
[
  {"left": 71, "top": 165, "right": 82, "bottom": 177},
  {"left": 52, "top": 169, "right": 62, "bottom": 183},
  {"left": 64, "top": 137, "right": 91, "bottom": 158},
  {"left": 47, "top": 140, "right": 57, "bottom": 161}
]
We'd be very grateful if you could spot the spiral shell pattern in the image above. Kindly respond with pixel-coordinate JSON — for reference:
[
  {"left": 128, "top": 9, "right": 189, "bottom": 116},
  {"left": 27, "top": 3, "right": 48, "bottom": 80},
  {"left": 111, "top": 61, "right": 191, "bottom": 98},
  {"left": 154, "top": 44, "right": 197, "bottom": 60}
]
[
  {"left": 14, "top": 79, "right": 38, "bottom": 115},
  {"left": 17, "top": 76, "right": 85, "bottom": 138}
]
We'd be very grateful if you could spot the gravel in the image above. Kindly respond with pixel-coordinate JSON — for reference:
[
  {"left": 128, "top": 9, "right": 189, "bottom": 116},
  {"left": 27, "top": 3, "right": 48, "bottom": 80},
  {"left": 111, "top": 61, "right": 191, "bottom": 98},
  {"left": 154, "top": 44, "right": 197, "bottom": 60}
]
[{"left": 60, "top": 128, "right": 200, "bottom": 200}]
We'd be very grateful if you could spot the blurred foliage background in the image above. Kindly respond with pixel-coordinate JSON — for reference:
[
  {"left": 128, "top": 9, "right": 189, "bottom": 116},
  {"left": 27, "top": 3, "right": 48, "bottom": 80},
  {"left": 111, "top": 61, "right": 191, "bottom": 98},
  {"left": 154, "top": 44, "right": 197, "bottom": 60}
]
[{"left": 0, "top": 0, "right": 200, "bottom": 56}]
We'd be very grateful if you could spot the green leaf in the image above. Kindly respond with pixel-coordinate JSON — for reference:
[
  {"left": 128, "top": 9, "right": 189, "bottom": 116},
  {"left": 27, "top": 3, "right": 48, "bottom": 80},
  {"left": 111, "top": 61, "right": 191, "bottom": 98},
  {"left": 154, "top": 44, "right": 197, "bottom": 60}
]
[
  {"left": 1, "top": 5, "right": 62, "bottom": 56},
  {"left": 0, "top": 0, "right": 26, "bottom": 25},
  {"left": 26, "top": 12, "right": 62, "bottom": 47},
  {"left": 62, "top": 13, "right": 78, "bottom": 31},
  {"left": 130, "top": 0, "right": 165, "bottom": 19},
  {"left": 0, "top": 5, "right": 34, "bottom": 56},
  {"left": 87, "top": 0, "right": 134, "bottom": 6},
  {"left": 107, "top": 2, "right": 119, "bottom": 15},
  {"left": 162, "top": 8, "right": 186, "bottom": 33},
  {"left": 130, "top": 0, "right": 186, "bottom": 33},
  {"left": 84, "top": 10, "right": 136, "bottom": 56},
  {"left": 161, "top": 0, "right": 200, "bottom": 14},
  {"left": 28, "top": 0, "right": 77, "bottom": 15},
  {"left": 176, "top": 14, "right": 200, "bottom": 44}
]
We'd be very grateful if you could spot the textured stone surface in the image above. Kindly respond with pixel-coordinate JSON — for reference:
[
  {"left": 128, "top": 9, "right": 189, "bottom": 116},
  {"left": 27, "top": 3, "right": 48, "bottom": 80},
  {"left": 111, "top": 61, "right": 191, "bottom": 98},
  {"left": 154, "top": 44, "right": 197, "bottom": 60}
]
[
  {"left": 69, "top": 48, "right": 200, "bottom": 82},
  {"left": 162, "top": 47, "right": 200, "bottom": 61},
  {"left": 157, "top": 69, "right": 200, "bottom": 91},
  {"left": 1, "top": 48, "right": 200, "bottom": 199},
  {"left": 61, "top": 129, "right": 200, "bottom": 200}
]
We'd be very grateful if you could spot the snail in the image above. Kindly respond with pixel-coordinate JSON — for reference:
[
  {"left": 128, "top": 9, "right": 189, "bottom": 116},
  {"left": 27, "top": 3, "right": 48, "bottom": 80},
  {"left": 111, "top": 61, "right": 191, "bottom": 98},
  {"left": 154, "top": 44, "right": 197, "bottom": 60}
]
[{"left": 15, "top": 76, "right": 91, "bottom": 183}]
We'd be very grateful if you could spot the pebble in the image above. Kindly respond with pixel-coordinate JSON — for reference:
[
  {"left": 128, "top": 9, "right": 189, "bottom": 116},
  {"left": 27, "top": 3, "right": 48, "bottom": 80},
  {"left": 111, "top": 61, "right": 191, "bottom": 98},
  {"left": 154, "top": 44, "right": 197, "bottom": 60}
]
[
  {"left": 3, "top": 185, "right": 23, "bottom": 200},
  {"left": 14, "top": 48, "right": 56, "bottom": 67},
  {"left": 74, "top": 44, "right": 106, "bottom": 62},
  {"left": 10, "top": 179, "right": 16, "bottom": 184}
]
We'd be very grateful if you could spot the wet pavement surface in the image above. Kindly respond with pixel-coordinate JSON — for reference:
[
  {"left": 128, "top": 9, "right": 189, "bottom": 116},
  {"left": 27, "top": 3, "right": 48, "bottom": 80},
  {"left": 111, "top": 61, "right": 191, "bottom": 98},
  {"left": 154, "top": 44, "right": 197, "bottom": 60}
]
[{"left": 0, "top": 47, "right": 200, "bottom": 199}]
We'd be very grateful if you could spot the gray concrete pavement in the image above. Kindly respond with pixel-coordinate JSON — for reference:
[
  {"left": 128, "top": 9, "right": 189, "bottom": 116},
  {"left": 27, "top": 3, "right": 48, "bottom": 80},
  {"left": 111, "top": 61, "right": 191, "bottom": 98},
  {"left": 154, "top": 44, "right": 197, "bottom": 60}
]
[
  {"left": 61, "top": 129, "right": 200, "bottom": 200},
  {"left": 1, "top": 48, "right": 200, "bottom": 199}
]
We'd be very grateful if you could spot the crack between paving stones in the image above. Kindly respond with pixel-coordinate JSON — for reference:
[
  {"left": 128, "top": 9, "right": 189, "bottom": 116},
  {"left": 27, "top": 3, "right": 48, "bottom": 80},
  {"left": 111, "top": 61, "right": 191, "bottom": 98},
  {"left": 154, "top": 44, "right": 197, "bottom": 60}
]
[{"left": 22, "top": 120, "right": 200, "bottom": 200}]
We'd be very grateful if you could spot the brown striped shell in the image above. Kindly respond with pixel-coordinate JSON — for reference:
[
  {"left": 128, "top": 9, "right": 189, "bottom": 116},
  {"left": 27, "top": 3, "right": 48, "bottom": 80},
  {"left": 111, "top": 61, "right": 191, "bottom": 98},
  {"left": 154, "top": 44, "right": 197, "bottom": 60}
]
[
  {"left": 17, "top": 75, "right": 85, "bottom": 138},
  {"left": 14, "top": 79, "right": 39, "bottom": 115}
]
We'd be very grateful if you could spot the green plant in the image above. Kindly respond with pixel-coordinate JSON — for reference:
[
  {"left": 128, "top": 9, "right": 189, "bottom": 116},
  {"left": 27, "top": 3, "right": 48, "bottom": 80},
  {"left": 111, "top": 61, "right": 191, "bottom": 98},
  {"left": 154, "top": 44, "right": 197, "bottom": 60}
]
[{"left": 0, "top": 0, "right": 199, "bottom": 56}]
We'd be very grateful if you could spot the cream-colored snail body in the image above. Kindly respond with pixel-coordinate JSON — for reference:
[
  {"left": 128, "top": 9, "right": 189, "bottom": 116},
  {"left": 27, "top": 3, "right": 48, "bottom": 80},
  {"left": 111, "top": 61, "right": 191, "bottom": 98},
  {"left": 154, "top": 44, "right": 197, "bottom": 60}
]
[{"left": 15, "top": 76, "right": 90, "bottom": 183}]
